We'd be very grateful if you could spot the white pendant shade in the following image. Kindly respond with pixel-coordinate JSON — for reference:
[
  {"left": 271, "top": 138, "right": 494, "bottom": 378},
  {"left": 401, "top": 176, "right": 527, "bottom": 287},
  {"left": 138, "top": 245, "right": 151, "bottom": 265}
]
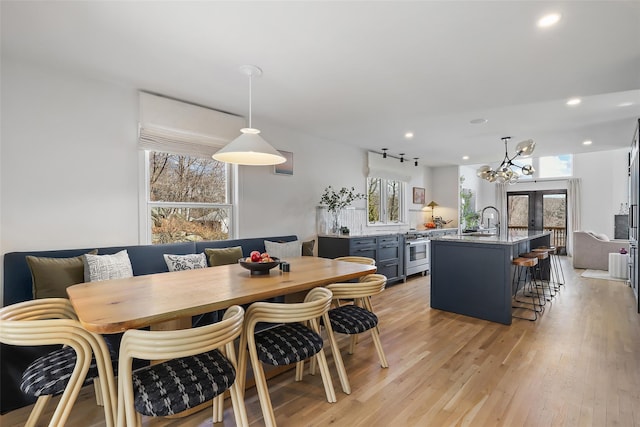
[
  {"left": 213, "top": 65, "right": 285, "bottom": 166},
  {"left": 213, "top": 128, "right": 286, "bottom": 165}
]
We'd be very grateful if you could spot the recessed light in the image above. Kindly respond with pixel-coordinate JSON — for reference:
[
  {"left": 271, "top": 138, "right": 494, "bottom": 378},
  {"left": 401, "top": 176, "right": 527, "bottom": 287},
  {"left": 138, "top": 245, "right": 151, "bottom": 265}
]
[
  {"left": 618, "top": 102, "right": 633, "bottom": 107},
  {"left": 462, "top": 155, "right": 470, "bottom": 160},
  {"left": 404, "top": 132, "right": 414, "bottom": 140},
  {"left": 583, "top": 140, "right": 592, "bottom": 146},
  {"left": 566, "top": 98, "right": 581, "bottom": 106},
  {"left": 470, "top": 118, "right": 488, "bottom": 124},
  {"left": 538, "top": 13, "right": 561, "bottom": 28}
]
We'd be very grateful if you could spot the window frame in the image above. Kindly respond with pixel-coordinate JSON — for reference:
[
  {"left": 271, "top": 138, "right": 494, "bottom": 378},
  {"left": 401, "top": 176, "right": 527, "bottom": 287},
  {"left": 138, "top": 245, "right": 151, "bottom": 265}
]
[
  {"left": 367, "top": 176, "right": 407, "bottom": 226},
  {"left": 139, "top": 150, "right": 237, "bottom": 244}
]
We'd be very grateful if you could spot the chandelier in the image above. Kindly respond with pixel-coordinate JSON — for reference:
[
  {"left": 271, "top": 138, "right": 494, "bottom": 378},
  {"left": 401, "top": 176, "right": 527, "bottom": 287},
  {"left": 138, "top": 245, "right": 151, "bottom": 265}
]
[{"left": 476, "top": 137, "right": 536, "bottom": 184}]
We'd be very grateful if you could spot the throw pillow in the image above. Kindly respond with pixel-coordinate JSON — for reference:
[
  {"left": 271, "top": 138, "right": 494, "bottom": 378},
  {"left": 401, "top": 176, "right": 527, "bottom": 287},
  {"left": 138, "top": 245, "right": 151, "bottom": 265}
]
[
  {"left": 596, "top": 233, "right": 610, "bottom": 241},
  {"left": 264, "top": 240, "right": 302, "bottom": 260},
  {"left": 163, "top": 253, "right": 208, "bottom": 272},
  {"left": 205, "top": 246, "right": 243, "bottom": 266},
  {"left": 84, "top": 250, "right": 134, "bottom": 282},
  {"left": 302, "top": 240, "right": 315, "bottom": 256},
  {"left": 26, "top": 250, "right": 98, "bottom": 299}
]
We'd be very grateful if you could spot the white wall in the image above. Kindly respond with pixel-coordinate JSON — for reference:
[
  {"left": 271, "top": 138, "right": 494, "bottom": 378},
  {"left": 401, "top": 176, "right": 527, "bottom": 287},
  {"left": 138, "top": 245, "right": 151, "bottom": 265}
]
[{"left": 431, "top": 166, "right": 460, "bottom": 228}]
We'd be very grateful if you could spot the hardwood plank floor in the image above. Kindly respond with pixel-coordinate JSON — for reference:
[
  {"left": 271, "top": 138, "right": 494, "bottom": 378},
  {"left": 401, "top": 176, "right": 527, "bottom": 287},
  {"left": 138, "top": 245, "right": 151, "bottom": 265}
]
[{"left": 2, "top": 257, "right": 639, "bottom": 426}]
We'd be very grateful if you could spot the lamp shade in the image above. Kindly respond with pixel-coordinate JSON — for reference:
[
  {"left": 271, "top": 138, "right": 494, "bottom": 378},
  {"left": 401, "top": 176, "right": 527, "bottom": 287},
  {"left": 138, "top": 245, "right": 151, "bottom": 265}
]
[
  {"left": 212, "top": 128, "right": 286, "bottom": 165},
  {"left": 427, "top": 200, "right": 439, "bottom": 209},
  {"left": 515, "top": 139, "right": 535, "bottom": 157}
]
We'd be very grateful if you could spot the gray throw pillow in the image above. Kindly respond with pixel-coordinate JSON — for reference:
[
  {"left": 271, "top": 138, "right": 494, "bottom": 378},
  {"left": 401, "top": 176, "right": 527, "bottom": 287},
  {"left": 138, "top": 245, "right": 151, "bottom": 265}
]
[
  {"left": 84, "top": 250, "right": 134, "bottom": 282},
  {"left": 205, "top": 246, "right": 244, "bottom": 266},
  {"left": 302, "top": 240, "right": 315, "bottom": 256}
]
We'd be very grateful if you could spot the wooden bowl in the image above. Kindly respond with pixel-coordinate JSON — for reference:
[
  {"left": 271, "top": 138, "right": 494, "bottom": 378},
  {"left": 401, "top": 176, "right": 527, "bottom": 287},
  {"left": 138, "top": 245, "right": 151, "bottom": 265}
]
[{"left": 238, "top": 257, "right": 280, "bottom": 275}]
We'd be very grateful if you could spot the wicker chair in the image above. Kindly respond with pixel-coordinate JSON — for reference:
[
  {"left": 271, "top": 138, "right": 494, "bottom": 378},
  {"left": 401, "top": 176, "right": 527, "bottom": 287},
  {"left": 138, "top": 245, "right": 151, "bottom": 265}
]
[
  {"left": 116, "top": 305, "right": 248, "bottom": 427},
  {"left": 237, "top": 287, "right": 339, "bottom": 427},
  {"left": 0, "top": 298, "right": 117, "bottom": 427},
  {"left": 335, "top": 256, "right": 376, "bottom": 266}
]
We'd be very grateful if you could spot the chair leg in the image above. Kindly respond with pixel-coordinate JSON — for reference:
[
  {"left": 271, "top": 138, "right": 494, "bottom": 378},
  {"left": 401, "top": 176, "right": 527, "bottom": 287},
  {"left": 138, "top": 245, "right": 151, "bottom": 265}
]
[
  {"left": 229, "top": 379, "right": 250, "bottom": 427},
  {"left": 348, "top": 334, "right": 357, "bottom": 354},
  {"left": 249, "top": 347, "right": 277, "bottom": 427},
  {"left": 322, "top": 313, "right": 351, "bottom": 394},
  {"left": 370, "top": 328, "right": 389, "bottom": 368},
  {"left": 212, "top": 394, "right": 224, "bottom": 423},
  {"left": 295, "top": 360, "right": 305, "bottom": 381},
  {"left": 25, "top": 395, "right": 51, "bottom": 427},
  {"left": 314, "top": 348, "right": 337, "bottom": 403}
]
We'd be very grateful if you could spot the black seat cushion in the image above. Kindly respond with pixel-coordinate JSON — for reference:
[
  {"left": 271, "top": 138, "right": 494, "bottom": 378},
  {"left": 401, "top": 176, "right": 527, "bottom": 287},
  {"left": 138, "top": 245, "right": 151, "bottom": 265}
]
[
  {"left": 20, "top": 346, "right": 98, "bottom": 397},
  {"left": 254, "top": 322, "right": 323, "bottom": 366},
  {"left": 328, "top": 305, "right": 378, "bottom": 334},
  {"left": 131, "top": 349, "right": 235, "bottom": 417}
]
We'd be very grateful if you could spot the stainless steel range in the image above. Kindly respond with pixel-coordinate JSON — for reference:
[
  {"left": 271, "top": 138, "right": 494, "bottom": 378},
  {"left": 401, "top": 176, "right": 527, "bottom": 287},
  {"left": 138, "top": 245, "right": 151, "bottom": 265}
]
[{"left": 405, "top": 232, "right": 430, "bottom": 276}]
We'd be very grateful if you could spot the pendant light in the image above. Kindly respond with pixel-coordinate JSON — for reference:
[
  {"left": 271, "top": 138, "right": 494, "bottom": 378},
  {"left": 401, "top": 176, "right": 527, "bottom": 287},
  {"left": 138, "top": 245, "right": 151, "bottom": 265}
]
[
  {"left": 476, "top": 137, "right": 535, "bottom": 184},
  {"left": 213, "top": 65, "right": 286, "bottom": 166}
]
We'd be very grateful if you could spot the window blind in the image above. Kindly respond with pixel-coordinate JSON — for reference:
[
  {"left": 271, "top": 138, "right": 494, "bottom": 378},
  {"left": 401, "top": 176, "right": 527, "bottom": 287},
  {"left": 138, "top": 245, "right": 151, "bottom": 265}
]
[{"left": 138, "top": 92, "right": 245, "bottom": 157}]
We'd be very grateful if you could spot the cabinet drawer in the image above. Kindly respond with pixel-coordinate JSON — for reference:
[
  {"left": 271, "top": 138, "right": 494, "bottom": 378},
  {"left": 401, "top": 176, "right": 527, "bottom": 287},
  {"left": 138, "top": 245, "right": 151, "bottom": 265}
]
[
  {"left": 378, "top": 234, "right": 400, "bottom": 245},
  {"left": 350, "top": 247, "right": 377, "bottom": 259},
  {"left": 378, "top": 245, "right": 401, "bottom": 261},
  {"left": 349, "top": 237, "right": 377, "bottom": 250},
  {"left": 378, "top": 261, "right": 401, "bottom": 281}
]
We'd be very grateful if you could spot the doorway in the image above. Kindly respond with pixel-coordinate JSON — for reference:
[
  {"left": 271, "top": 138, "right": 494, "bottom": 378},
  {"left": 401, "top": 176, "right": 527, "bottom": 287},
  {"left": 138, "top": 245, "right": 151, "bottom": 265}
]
[{"left": 507, "top": 190, "right": 567, "bottom": 254}]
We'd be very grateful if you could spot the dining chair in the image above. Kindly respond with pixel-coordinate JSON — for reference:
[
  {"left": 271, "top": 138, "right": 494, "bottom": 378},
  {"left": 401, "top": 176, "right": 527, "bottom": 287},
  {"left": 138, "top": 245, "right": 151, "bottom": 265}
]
[
  {"left": 237, "top": 287, "right": 338, "bottom": 427},
  {"left": 116, "top": 305, "right": 248, "bottom": 427},
  {"left": 335, "top": 256, "right": 376, "bottom": 266},
  {"left": 0, "top": 298, "right": 117, "bottom": 427},
  {"left": 325, "top": 273, "right": 389, "bottom": 368}
]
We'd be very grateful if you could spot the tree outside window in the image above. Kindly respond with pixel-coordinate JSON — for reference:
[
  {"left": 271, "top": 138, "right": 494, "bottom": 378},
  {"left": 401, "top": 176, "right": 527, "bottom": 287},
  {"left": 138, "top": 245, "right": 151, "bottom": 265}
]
[
  {"left": 148, "top": 151, "right": 232, "bottom": 244},
  {"left": 367, "top": 177, "right": 404, "bottom": 224}
]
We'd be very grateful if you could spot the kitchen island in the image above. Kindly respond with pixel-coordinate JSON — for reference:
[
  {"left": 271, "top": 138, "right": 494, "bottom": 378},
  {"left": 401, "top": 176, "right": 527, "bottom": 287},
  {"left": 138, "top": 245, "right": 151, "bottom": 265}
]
[{"left": 430, "top": 230, "right": 550, "bottom": 325}]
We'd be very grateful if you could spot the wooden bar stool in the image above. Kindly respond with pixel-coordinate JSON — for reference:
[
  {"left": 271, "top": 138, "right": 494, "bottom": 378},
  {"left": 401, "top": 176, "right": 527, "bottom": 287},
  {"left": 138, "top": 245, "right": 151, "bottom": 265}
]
[{"left": 512, "top": 257, "right": 543, "bottom": 321}]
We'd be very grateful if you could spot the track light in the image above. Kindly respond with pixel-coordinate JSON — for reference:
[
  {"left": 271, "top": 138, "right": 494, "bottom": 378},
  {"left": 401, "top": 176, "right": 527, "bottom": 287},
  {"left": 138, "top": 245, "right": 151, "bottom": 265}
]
[
  {"left": 414, "top": 158, "right": 419, "bottom": 167},
  {"left": 382, "top": 148, "right": 388, "bottom": 159},
  {"left": 400, "top": 153, "right": 405, "bottom": 163}
]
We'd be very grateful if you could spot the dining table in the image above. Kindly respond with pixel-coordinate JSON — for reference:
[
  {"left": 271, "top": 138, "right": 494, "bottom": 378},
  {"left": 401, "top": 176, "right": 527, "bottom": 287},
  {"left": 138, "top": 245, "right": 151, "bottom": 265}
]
[{"left": 67, "top": 256, "right": 377, "bottom": 334}]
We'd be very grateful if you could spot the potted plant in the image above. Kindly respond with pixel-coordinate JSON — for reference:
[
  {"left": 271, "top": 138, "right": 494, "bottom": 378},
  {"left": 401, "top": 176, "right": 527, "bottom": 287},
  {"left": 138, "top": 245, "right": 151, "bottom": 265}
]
[{"left": 319, "top": 186, "right": 365, "bottom": 234}]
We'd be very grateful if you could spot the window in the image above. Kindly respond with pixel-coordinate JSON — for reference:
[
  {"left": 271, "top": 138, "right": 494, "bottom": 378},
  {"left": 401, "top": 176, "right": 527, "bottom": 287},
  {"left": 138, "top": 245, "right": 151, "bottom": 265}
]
[
  {"left": 367, "top": 177, "right": 405, "bottom": 224},
  {"left": 146, "top": 151, "right": 233, "bottom": 244},
  {"left": 515, "top": 155, "right": 573, "bottom": 181}
]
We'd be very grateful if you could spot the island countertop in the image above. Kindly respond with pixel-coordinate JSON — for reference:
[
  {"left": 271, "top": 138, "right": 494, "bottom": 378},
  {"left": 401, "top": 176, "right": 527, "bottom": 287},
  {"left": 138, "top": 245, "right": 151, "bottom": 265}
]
[{"left": 434, "top": 229, "right": 550, "bottom": 245}]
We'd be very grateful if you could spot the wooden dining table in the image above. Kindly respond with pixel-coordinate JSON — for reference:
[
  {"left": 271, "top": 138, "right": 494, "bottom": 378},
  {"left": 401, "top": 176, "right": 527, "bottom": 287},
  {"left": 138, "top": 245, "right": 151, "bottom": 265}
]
[{"left": 67, "top": 256, "right": 376, "bottom": 334}]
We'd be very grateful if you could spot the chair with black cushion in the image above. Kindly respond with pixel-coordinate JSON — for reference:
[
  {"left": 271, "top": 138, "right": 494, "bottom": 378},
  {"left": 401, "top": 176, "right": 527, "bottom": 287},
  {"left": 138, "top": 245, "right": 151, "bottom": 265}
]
[
  {"left": 335, "top": 256, "right": 376, "bottom": 266},
  {"left": 325, "top": 274, "right": 389, "bottom": 371},
  {"left": 0, "top": 298, "right": 117, "bottom": 427},
  {"left": 116, "top": 305, "right": 248, "bottom": 427},
  {"left": 237, "top": 287, "right": 337, "bottom": 427}
]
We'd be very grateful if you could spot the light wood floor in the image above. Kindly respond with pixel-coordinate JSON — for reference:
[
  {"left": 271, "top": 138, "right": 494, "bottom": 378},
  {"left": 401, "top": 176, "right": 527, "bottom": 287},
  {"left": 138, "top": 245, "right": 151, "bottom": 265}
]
[{"left": 3, "top": 258, "right": 640, "bottom": 426}]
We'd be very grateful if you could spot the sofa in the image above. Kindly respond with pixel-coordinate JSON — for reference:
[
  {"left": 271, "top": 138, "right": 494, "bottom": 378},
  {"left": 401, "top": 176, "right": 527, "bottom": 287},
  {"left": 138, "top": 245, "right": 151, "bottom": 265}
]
[
  {"left": 1, "top": 235, "right": 299, "bottom": 414},
  {"left": 572, "top": 231, "right": 630, "bottom": 271}
]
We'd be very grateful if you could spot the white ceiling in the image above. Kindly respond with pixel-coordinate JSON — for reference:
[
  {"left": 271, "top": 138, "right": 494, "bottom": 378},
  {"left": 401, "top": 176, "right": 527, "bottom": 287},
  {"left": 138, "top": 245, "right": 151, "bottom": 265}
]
[{"left": 2, "top": 1, "right": 639, "bottom": 167}]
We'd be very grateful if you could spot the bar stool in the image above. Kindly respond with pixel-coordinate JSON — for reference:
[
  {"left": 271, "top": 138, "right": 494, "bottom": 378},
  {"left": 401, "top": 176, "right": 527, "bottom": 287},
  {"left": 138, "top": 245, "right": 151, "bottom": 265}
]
[
  {"left": 523, "top": 249, "right": 555, "bottom": 301},
  {"left": 535, "top": 246, "right": 565, "bottom": 290},
  {"left": 512, "top": 257, "right": 543, "bottom": 321}
]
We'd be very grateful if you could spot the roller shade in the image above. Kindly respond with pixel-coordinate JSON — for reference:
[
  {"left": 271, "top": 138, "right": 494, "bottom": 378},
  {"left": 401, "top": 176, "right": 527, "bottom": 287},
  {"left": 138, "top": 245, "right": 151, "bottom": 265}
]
[{"left": 138, "top": 92, "right": 245, "bottom": 157}]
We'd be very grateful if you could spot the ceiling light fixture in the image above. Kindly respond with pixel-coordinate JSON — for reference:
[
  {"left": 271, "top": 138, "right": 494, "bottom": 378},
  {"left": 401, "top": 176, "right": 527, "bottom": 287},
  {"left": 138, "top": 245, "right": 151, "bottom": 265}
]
[
  {"left": 462, "top": 155, "right": 470, "bottom": 160},
  {"left": 538, "top": 13, "right": 561, "bottom": 28},
  {"left": 212, "top": 65, "right": 285, "bottom": 166},
  {"left": 399, "top": 153, "right": 405, "bottom": 163},
  {"left": 414, "top": 158, "right": 419, "bottom": 167},
  {"left": 382, "top": 148, "right": 388, "bottom": 158},
  {"left": 404, "top": 132, "right": 414, "bottom": 139},
  {"left": 476, "top": 137, "right": 536, "bottom": 184},
  {"left": 583, "top": 140, "right": 593, "bottom": 146},
  {"left": 566, "top": 98, "right": 582, "bottom": 106},
  {"left": 470, "top": 118, "right": 488, "bottom": 125}
]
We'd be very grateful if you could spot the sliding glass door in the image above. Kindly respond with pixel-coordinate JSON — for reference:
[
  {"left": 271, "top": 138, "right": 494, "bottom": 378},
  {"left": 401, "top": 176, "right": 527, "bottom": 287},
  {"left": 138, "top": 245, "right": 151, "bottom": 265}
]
[{"left": 507, "top": 190, "right": 567, "bottom": 254}]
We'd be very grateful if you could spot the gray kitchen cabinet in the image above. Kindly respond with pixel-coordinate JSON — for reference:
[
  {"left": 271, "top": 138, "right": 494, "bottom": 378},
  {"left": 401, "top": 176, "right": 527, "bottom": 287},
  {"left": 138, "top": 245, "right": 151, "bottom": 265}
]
[{"left": 318, "top": 234, "right": 405, "bottom": 284}]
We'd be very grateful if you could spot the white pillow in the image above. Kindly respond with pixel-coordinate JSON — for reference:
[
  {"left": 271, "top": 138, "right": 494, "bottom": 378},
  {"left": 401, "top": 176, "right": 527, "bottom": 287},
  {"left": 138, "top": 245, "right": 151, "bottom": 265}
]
[
  {"left": 264, "top": 240, "right": 302, "bottom": 260},
  {"left": 83, "top": 250, "right": 134, "bottom": 282},
  {"left": 596, "top": 233, "right": 610, "bottom": 241},
  {"left": 163, "top": 253, "right": 207, "bottom": 272}
]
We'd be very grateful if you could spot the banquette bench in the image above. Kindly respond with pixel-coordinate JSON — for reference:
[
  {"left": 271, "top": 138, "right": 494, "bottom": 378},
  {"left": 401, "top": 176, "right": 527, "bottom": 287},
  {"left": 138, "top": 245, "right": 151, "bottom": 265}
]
[{"left": 1, "top": 235, "right": 298, "bottom": 413}]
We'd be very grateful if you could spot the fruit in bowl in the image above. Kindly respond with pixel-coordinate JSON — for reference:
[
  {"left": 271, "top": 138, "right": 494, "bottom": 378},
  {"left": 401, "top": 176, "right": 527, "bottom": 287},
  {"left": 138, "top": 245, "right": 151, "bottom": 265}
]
[
  {"left": 239, "top": 253, "right": 280, "bottom": 275},
  {"left": 246, "top": 251, "right": 275, "bottom": 263},
  {"left": 425, "top": 222, "right": 436, "bottom": 229}
]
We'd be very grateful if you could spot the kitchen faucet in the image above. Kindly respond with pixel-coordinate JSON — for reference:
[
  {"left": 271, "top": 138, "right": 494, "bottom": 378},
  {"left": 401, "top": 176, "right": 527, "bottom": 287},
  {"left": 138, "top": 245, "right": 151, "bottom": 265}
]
[{"left": 481, "top": 206, "right": 501, "bottom": 237}]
